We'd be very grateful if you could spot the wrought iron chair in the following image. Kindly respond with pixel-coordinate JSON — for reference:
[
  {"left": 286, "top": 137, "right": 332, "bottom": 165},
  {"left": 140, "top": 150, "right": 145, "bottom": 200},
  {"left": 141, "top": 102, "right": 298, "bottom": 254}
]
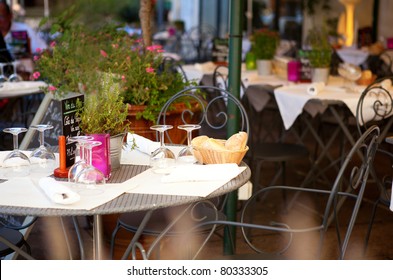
[
  {"left": 130, "top": 125, "right": 380, "bottom": 260},
  {"left": 157, "top": 56, "right": 189, "bottom": 84},
  {"left": 242, "top": 85, "right": 310, "bottom": 191},
  {"left": 109, "top": 85, "right": 249, "bottom": 259},
  {"left": 206, "top": 65, "right": 309, "bottom": 190},
  {"left": 0, "top": 214, "right": 37, "bottom": 260},
  {"left": 355, "top": 76, "right": 393, "bottom": 252}
]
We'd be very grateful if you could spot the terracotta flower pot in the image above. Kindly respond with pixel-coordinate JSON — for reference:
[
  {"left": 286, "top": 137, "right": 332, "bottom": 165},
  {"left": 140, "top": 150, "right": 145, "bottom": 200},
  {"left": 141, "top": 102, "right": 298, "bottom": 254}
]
[{"left": 126, "top": 102, "right": 200, "bottom": 144}]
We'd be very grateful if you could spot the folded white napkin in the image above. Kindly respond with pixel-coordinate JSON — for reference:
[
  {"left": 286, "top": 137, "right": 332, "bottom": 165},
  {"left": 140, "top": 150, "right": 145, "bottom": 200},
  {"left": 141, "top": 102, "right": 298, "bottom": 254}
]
[
  {"left": 127, "top": 133, "right": 160, "bottom": 155},
  {"left": 161, "top": 163, "right": 240, "bottom": 183},
  {"left": 38, "top": 177, "right": 80, "bottom": 205},
  {"left": 306, "top": 82, "right": 325, "bottom": 96}
]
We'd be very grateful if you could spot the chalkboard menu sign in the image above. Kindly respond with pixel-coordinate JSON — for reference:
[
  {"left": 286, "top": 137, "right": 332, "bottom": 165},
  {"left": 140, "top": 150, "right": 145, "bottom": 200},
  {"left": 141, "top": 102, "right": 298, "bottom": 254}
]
[
  {"left": 298, "top": 50, "right": 312, "bottom": 83},
  {"left": 21, "top": 92, "right": 84, "bottom": 167}
]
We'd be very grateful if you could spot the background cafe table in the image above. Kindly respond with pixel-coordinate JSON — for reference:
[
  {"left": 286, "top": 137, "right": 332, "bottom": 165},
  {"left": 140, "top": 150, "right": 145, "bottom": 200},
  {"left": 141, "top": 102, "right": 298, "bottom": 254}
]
[
  {"left": 0, "top": 81, "right": 46, "bottom": 99},
  {"left": 272, "top": 78, "right": 390, "bottom": 187},
  {"left": 0, "top": 81, "right": 47, "bottom": 131},
  {"left": 0, "top": 148, "right": 251, "bottom": 260}
]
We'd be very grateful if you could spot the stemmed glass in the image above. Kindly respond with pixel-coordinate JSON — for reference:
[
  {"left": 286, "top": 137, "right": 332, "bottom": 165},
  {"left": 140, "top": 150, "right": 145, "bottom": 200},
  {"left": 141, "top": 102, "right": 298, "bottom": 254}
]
[
  {"left": 73, "top": 140, "right": 106, "bottom": 195},
  {"left": 2, "top": 127, "right": 30, "bottom": 178},
  {"left": 338, "top": 63, "right": 362, "bottom": 93},
  {"left": 67, "top": 135, "right": 94, "bottom": 183},
  {"left": 177, "top": 124, "right": 201, "bottom": 164},
  {"left": 8, "top": 61, "right": 23, "bottom": 82},
  {"left": 0, "top": 62, "right": 8, "bottom": 83},
  {"left": 29, "top": 124, "right": 56, "bottom": 175},
  {"left": 149, "top": 125, "right": 176, "bottom": 174}
]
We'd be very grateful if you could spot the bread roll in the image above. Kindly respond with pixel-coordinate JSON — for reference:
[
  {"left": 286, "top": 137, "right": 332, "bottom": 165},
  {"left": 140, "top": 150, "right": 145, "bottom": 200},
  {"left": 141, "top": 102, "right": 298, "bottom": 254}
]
[
  {"left": 191, "top": 135, "right": 209, "bottom": 147},
  {"left": 202, "top": 138, "right": 226, "bottom": 151},
  {"left": 225, "top": 131, "right": 248, "bottom": 151}
]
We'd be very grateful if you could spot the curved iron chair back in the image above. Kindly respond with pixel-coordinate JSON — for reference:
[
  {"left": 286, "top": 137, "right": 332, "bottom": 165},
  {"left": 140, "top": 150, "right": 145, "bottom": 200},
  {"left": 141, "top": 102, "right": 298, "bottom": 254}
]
[
  {"left": 157, "top": 56, "right": 189, "bottom": 84},
  {"left": 0, "top": 214, "right": 37, "bottom": 259},
  {"left": 356, "top": 76, "right": 393, "bottom": 140},
  {"left": 156, "top": 85, "right": 249, "bottom": 142},
  {"left": 355, "top": 76, "right": 393, "bottom": 252},
  {"left": 129, "top": 125, "right": 379, "bottom": 259}
]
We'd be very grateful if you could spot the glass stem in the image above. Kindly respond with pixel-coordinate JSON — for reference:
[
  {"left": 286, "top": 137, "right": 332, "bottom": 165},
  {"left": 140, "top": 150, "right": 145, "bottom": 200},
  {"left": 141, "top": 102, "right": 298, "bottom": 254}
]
[
  {"left": 39, "top": 131, "right": 45, "bottom": 147},
  {"left": 86, "top": 147, "right": 93, "bottom": 165},
  {"left": 78, "top": 144, "right": 83, "bottom": 160},
  {"left": 160, "top": 131, "right": 164, "bottom": 147},
  {"left": 187, "top": 130, "right": 192, "bottom": 147},
  {"left": 12, "top": 134, "right": 18, "bottom": 150}
]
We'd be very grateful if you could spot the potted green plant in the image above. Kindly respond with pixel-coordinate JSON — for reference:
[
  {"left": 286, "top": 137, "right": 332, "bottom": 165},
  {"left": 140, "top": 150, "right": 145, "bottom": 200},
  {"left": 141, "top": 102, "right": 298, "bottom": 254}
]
[
  {"left": 250, "top": 28, "right": 279, "bottom": 75},
  {"left": 75, "top": 72, "right": 130, "bottom": 173},
  {"left": 34, "top": 4, "right": 194, "bottom": 131},
  {"left": 306, "top": 27, "right": 332, "bottom": 83}
]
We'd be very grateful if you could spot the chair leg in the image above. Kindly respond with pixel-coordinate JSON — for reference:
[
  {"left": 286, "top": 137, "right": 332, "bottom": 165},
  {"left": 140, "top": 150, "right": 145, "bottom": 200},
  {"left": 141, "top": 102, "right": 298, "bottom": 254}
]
[
  {"left": 110, "top": 222, "right": 122, "bottom": 259},
  {"left": 363, "top": 198, "right": 380, "bottom": 255},
  {"left": 72, "top": 216, "right": 86, "bottom": 260},
  {"left": 280, "top": 162, "right": 288, "bottom": 214}
]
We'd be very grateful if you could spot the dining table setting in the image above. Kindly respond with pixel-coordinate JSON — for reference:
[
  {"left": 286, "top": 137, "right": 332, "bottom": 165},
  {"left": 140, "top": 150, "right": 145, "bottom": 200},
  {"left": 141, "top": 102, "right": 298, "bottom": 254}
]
[{"left": 0, "top": 124, "right": 251, "bottom": 259}]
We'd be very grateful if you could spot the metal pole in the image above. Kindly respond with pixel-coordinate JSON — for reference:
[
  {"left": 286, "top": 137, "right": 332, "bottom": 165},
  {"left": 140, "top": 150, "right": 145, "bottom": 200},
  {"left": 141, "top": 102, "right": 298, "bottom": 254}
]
[
  {"left": 225, "top": 0, "right": 244, "bottom": 255},
  {"left": 44, "top": 0, "right": 49, "bottom": 17}
]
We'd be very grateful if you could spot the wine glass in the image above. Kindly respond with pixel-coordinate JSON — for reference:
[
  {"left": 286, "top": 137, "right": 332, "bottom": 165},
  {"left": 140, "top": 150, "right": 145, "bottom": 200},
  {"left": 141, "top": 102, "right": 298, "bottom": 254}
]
[
  {"left": 149, "top": 125, "right": 176, "bottom": 174},
  {"left": 67, "top": 135, "right": 94, "bottom": 183},
  {"left": 29, "top": 124, "right": 56, "bottom": 175},
  {"left": 2, "top": 127, "right": 30, "bottom": 178},
  {"left": 338, "top": 63, "right": 362, "bottom": 93},
  {"left": 0, "top": 62, "right": 8, "bottom": 83},
  {"left": 177, "top": 124, "right": 201, "bottom": 164},
  {"left": 73, "top": 140, "right": 106, "bottom": 195},
  {"left": 8, "top": 61, "right": 23, "bottom": 82}
]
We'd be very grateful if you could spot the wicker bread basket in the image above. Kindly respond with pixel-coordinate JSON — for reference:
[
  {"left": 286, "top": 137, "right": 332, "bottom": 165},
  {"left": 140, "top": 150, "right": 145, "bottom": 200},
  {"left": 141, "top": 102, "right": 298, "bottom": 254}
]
[{"left": 192, "top": 143, "right": 249, "bottom": 165}]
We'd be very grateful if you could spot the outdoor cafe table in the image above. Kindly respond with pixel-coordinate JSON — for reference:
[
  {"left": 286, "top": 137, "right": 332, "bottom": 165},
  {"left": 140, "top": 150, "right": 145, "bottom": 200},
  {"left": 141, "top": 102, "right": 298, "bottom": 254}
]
[
  {"left": 272, "top": 78, "right": 390, "bottom": 188},
  {"left": 0, "top": 81, "right": 47, "bottom": 128},
  {"left": 0, "top": 149, "right": 251, "bottom": 260}
]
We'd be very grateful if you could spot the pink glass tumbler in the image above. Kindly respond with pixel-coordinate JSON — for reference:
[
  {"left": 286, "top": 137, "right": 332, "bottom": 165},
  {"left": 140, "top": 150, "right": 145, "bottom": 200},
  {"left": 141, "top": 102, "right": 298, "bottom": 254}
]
[
  {"left": 287, "top": 60, "right": 301, "bottom": 82},
  {"left": 90, "top": 133, "right": 111, "bottom": 179}
]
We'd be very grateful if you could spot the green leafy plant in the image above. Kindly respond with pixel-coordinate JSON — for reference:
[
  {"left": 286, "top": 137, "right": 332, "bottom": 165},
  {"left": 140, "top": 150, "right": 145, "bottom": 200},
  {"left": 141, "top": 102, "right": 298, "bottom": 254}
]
[
  {"left": 34, "top": 4, "right": 194, "bottom": 123},
  {"left": 76, "top": 72, "right": 129, "bottom": 136},
  {"left": 250, "top": 29, "right": 279, "bottom": 60},
  {"left": 306, "top": 27, "right": 332, "bottom": 68}
]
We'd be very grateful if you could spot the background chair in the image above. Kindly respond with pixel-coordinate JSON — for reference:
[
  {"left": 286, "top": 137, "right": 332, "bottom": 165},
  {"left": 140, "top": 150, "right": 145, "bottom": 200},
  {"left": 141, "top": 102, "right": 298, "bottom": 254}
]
[
  {"left": 130, "top": 125, "right": 380, "bottom": 260},
  {"left": 242, "top": 84, "right": 310, "bottom": 192},
  {"left": 355, "top": 76, "right": 393, "bottom": 252},
  {"left": 0, "top": 214, "right": 37, "bottom": 260},
  {"left": 110, "top": 85, "right": 249, "bottom": 259},
  {"left": 157, "top": 56, "right": 189, "bottom": 84}
]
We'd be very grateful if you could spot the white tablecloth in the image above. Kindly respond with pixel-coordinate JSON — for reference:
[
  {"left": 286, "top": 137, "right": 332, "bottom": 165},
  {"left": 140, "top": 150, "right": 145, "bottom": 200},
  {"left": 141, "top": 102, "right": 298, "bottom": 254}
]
[
  {"left": 0, "top": 81, "right": 47, "bottom": 99},
  {"left": 274, "top": 79, "right": 373, "bottom": 129}
]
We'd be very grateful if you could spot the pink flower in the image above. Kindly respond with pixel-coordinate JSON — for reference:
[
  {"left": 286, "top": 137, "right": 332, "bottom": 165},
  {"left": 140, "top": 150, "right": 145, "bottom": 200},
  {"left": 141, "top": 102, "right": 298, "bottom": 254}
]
[
  {"left": 50, "top": 41, "right": 56, "bottom": 48},
  {"left": 100, "top": 50, "right": 108, "bottom": 57},
  {"left": 35, "top": 48, "right": 42, "bottom": 53},
  {"left": 145, "top": 67, "right": 155, "bottom": 73},
  {"left": 146, "top": 45, "right": 163, "bottom": 52},
  {"left": 111, "top": 43, "right": 119, "bottom": 49},
  {"left": 121, "top": 75, "right": 126, "bottom": 81},
  {"left": 48, "top": 85, "right": 57, "bottom": 91},
  {"left": 33, "top": 55, "right": 39, "bottom": 61},
  {"left": 32, "top": 71, "right": 40, "bottom": 80}
]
